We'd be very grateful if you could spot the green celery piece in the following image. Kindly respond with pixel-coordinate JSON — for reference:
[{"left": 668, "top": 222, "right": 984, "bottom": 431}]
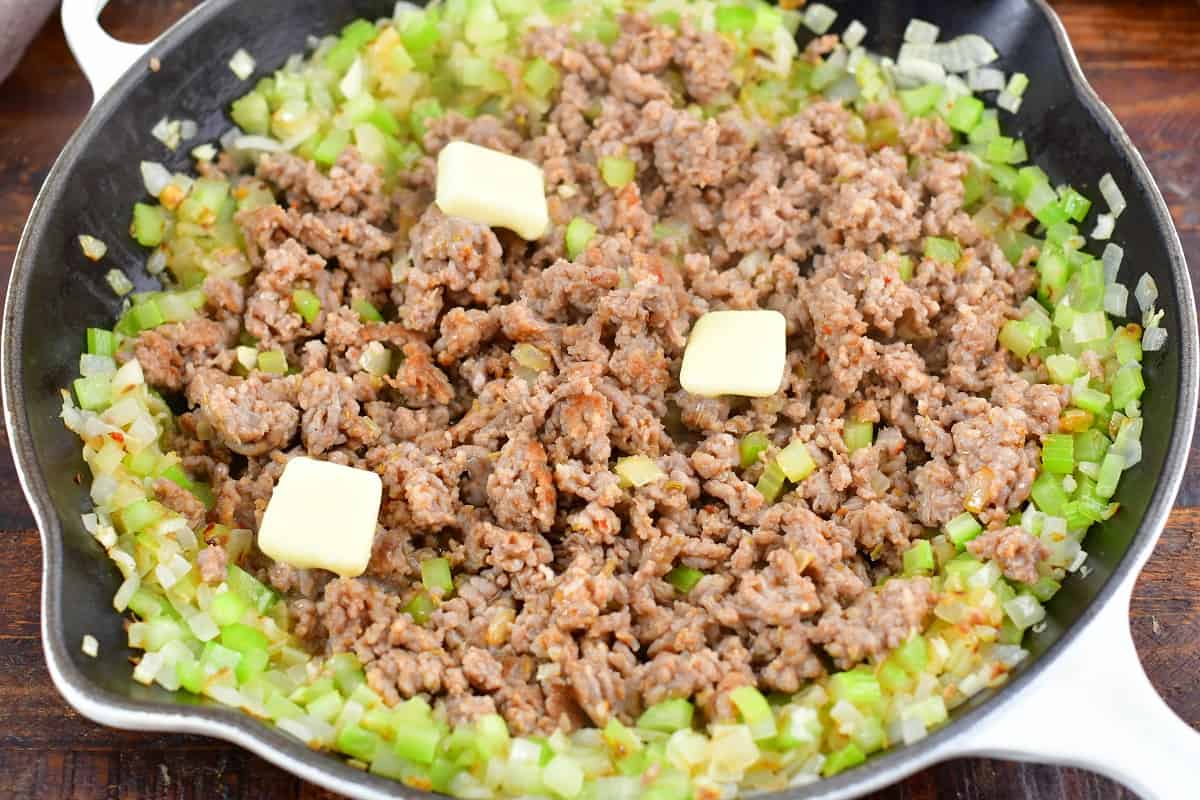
[
  {"left": 131, "top": 203, "right": 167, "bottom": 247},
  {"left": 822, "top": 743, "right": 866, "bottom": 777},
  {"left": 314, "top": 128, "right": 351, "bottom": 168},
  {"left": 1111, "top": 364, "right": 1145, "bottom": 409},
  {"left": 120, "top": 499, "right": 163, "bottom": 532},
  {"left": 86, "top": 327, "right": 117, "bottom": 357},
  {"left": 730, "top": 685, "right": 777, "bottom": 739},
  {"left": 257, "top": 349, "right": 288, "bottom": 375},
  {"left": 291, "top": 289, "right": 321, "bottom": 324},
  {"left": 409, "top": 97, "right": 444, "bottom": 143},
  {"left": 1074, "top": 429, "right": 1110, "bottom": 463},
  {"left": 420, "top": 557, "right": 454, "bottom": 595},
  {"left": 393, "top": 722, "right": 441, "bottom": 764},
  {"left": 739, "top": 432, "right": 770, "bottom": 468},
  {"left": 637, "top": 698, "right": 694, "bottom": 733},
  {"left": 894, "top": 633, "right": 929, "bottom": 674},
  {"left": 523, "top": 57, "right": 561, "bottom": 99},
  {"left": 903, "top": 540, "right": 934, "bottom": 575},
  {"left": 404, "top": 590, "right": 435, "bottom": 624},
  {"left": 924, "top": 236, "right": 961, "bottom": 265},
  {"left": 776, "top": 440, "right": 815, "bottom": 482},
  {"left": 899, "top": 84, "right": 942, "bottom": 117},
  {"left": 227, "top": 564, "right": 277, "bottom": 613},
  {"left": 715, "top": 4, "right": 756, "bottom": 34},
  {"left": 209, "top": 590, "right": 248, "bottom": 627},
  {"left": 603, "top": 717, "right": 643, "bottom": 758},
  {"left": 74, "top": 375, "right": 112, "bottom": 411},
  {"left": 665, "top": 565, "right": 704, "bottom": 594},
  {"left": 1041, "top": 434, "right": 1075, "bottom": 475},
  {"left": 945, "top": 512, "right": 983, "bottom": 549},
  {"left": 755, "top": 460, "right": 786, "bottom": 503},
  {"left": 945, "top": 95, "right": 984, "bottom": 133},
  {"left": 599, "top": 156, "right": 636, "bottom": 189},
  {"left": 338, "top": 723, "right": 382, "bottom": 762},
  {"left": 1030, "top": 472, "right": 1069, "bottom": 516},
  {"left": 230, "top": 91, "right": 271, "bottom": 135},
  {"left": 999, "top": 319, "right": 1047, "bottom": 359},
  {"left": 352, "top": 298, "right": 384, "bottom": 322},
  {"left": 829, "top": 667, "right": 883, "bottom": 711},
  {"left": 1060, "top": 186, "right": 1093, "bottom": 222},
  {"left": 843, "top": 419, "right": 874, "bottom": 453},
  {"left": 565, "top": 217, "right": 597, "bottom": 260}
]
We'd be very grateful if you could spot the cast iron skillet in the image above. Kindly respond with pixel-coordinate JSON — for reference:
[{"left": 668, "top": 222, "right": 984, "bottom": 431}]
[{"left": 5, "top": 0, "right": 1199, "bottom": 797}]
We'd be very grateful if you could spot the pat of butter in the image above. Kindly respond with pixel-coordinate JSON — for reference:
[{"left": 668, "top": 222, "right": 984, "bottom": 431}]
[
  {"left": 257, "top": 456, "right": 382, "bottom": 578},
  {"left": 435, "top": 140, "right": 549, "bottom": 240},
  {"left": 680, "top": 310, "right": 787, "bottom": 398}
]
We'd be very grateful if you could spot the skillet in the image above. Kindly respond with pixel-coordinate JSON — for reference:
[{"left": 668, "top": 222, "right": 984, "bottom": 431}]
[{"left": 5, "top": 0, "right": 1200, "bottom": 797}]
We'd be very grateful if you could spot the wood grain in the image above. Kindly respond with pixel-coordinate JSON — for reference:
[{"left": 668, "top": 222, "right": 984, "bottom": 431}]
[{"left": 0, "top": 1, "right": 1196, "bottom": 798}]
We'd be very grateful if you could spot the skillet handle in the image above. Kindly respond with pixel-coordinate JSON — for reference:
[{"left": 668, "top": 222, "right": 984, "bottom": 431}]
[
  {"left": 61, "top": 0, "right": 153, "bottom": 105},
  {"left": 941, "top": 572, "right": 1200, "bottom": 799}
]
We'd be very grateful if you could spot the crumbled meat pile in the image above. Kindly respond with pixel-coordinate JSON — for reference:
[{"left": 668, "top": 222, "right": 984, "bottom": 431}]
[{"left": 132, "top": 15, "right": 1060, "bottom": 735}]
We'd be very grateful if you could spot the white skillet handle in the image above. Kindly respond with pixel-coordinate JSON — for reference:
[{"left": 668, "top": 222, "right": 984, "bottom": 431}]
[
  {"left": 942, "top": 571, "right": 1200, "bottom": 799},
  {"left": 61, "top": 0, "right": 154, "bottom": 105}
]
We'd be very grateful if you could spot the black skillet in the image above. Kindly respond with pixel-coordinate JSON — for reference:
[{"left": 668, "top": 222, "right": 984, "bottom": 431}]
[{"left": 5, "top": 0, "right": 1199, "bottom": 797}]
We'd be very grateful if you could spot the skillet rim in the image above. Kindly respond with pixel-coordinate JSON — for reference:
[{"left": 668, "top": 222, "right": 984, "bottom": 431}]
[{"left": 3, "top": 0, "right": 1195, "bottom": 797}]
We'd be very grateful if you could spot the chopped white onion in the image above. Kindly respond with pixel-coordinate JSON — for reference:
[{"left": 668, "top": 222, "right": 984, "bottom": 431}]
[
  {"left": 339, "top": 56, "right": 366, "bottom": 99},
  {"left": 968, "top": 67, "right": 1006, "bottom": 92},
  {"left": 931, "top": 35, "right": 998, "bottom": 72},
  {"left": 151, "top": 117, "right": 180, "bottom": 149},
  {"left": 80, "top": 354, "right": 116, "bottom": 378},
  {"left": 113, "top": 574, "right": 139, "bottom": 612},
  {"left": 139, "top": 161, "right": 172, "bottom": 197},
  {"left": 1101, "top": 243, "right": 1124, "bottom": 283},
  {"left": 81, "top": 634, "right": 99, "bottom": 657},
  {"left": 996, "top": 90, "right": 1022, "bottom": 113},
  {"left": 903, "top": 18, "right": 940, "bottom": 44},
  {"left": 1091, "top": 212, "right": 1115, "bottom": 240},
  {"left": 191, "top": 142, "right": 217, "bottom": 161},
  {"left": 896, "top": 57, "right": 946, "bottom": 86},
  {"left": 942, "top": 73, "right": 970, "bottom": 100},
  {"left": 1099, "top": 172, "right": 1126, "bottom": 217},
  {"left": 1143, "top": 326, "right": 1168, "bottom": 352},
  {"left": 842, "top": 19, "right": 867, "bottom": 49},
  {"left": 233, "top": 135, "right": 285, "bottom": 152},
  {"left": 146, "top": 248, "right": 168, "bottom": 276},
  {"left": 899, "top": 715, "right": 927, "bottom": 745},
  {"left": 1077, "top": 461, "right": 1101, "bottom": 479},
  {"left": 1068, "top": 549, "right": 1089, "bottom": 573},
  {"left": 179, "top": 119, "right": 198, "bottom": 140},
  {"left": 1061, "top": 475, "right": 1077, "bottom": 493},
  {"left": 133, "top": 651, "right": 163, "bottom": 685},
  {"left": 206, "top": 684, "right": 247, "bottom": 709},
  {"left": 155, "top": 563, "right": 180, "bottom": 590},
  {"left": 1006, "top": 72, "right": 1030, "bottom": 97},
  {"left": 228, "top": 48, "right": 256, "bottom": 80},
  {"left": 105, "top": 269, "right": 133, "bottom": 296},
  {"left": 802, "top": 3, "right": 837, "bottom": 35},
  {"left": 1104, "top": 283, "right": 1128, "bottom": 317},
  {"left": 78, "top": 235, "right": 108, "bottom": 261},
  {"left": 187, "top": 611, "right": 220, "bottom": 642},
  {"left": 1134, "top": 273, "right": 1158, "bottom": 313}
]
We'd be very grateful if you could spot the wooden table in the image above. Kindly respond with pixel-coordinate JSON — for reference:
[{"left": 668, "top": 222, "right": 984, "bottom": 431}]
[{"left": 1, "top": 1, "right": 1197, "bottom": 797}]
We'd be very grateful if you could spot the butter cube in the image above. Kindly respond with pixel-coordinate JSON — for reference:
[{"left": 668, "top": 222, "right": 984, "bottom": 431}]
[
  {"left": 680, "top": 310, "right": 787, "bottom": 398},
  {"left": 257, "top": 456, "right": 382, "bottom": 578},
  {"left": 435, "top": 140, "right": 549, "bottom": 240}
]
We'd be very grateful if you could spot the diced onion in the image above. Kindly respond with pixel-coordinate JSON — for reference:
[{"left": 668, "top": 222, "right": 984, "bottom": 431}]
[
  {"left": 1091, "top": 212, "right": 1115, "bottom": 240},
  {"left": 842, "top": 20, "right": 867, "bottom": 49},
  {"left": 146, "top": 248, "right": 168, "bottom": 275},
  {"left": 1101, "top": 243, "right": 1124, "bottom": 283},
  {"left": 1006, "top": 72, "right": 1030, "bottom": 97},
  {"left": 133, "top": 651, "right": 163, "bottom": 685},
  {"left": 996, "top": 90, "right": 1022, "bottom": 113},
  {"left": 105, "top": 269, "right": 133, "bottom": 296},
  {"left": 80, "top": 354, "right": 116, "bottom": 378},
  {"left": 81, "top": 634, "right": 99, "bottom": 657},
  {"left": 1099, "top": 172, "right": 1126, "bottom": 217},
  {"left": 931, "top": 35, "right": 998, "bottom": 72},
  {"left": 151, "top": 117, "right": 181, "bottom": 149},
  {"left": 140, "top": 161, "right": 172, "bottom": 197},
  {"left": 1134, "top": 273, "right": 1158, "bottom": 313},
  {"left": 1143, "top": 326, "right": 1168, "bottom": 352},
  {"left": 899, "top": 715, "right": 927, "bottom": 745},
  {"left": 896, "top": 57, "right": 946, "bottom": 86},
  {"left": 78, "top": 235, "right": 108, "bottom": 261},
  {"left": 179, "top": 119, "right": 198, "bottom": 140},
  {"left": 339, "top": 56, "right": 366, "bottom": 99},
  {"left": 191, "top": 143, "right": 217, "bottom": 161},
  {"left": 187, "top": 611, "right": 220, "bottom": 642},
  {"left": 903, "top": 18, "right": 940, "bottom": 44},
  {"left": 802, "top": 3, "right": 837, "bottom": 35},
  {"left": 229, "top": 48, "right": 256, "bottom": 80},
  {"left": 1103, "top": 283, "right": 1128, "bottom": 317},
  {"left": 113, "top": 574, "right": 139, "bottom": 612},
  {"left": 358, "top": 341, "right": 392, "bottom": 376},
  {"left": 233, "top": 135, "right": 285, "bottom": 152},
  {"left": 967, "top": 67, "right": 1005, "bottom": 92}
]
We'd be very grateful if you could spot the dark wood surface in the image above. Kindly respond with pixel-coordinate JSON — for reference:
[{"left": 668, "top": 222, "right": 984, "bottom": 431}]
[{"left": 0, "top": 1, "right": 1197, "bottom": 798}]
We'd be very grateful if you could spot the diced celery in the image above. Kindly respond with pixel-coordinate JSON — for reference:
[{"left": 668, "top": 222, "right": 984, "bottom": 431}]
[
  {"left": 715, "top": 4, "right": 756, "bottom": 34},
  {"left": 523, "top": 57, "right": 561, "bottom": 99},
  {"left": 314, "top": 128, "right": 351, "bottom": 167},
  {"left": 999, "top": 319, "right": 1047, "bottom": 359},
  {"left": 352, "top": 298, "right": 384, "bottom": 322},
  {"left": 421, "top": 557, "right": 453, "bottom": 595},
  {"left": 945, "top": 512, "right": 983, "bottom": 549},
  {"left": 1072, "top": 386, "right": 1111, "bottom": 416},
  {"left": 1096, "top": 451, "right": 1125, "bottom": 499},
  {"left": 227, "top": 564, "right": 277, "bottom": 613},
  {"left": 131, "top": 203, "right": 167, "bottom": 247},
  {"left": 665, "top": 565, "right": 704, "bottom": 594},
  {"left": 637, "top": 698, "right": 694, "bottom": 733},
  {"left": 894, "top": 633, "right": 929, "bottom": 674},
  {"left": 739, "top": 432, "right": 770, "bottom": 468},
  {"left": 945, "top": 95, "right": 984, "bottom": 133},
  {"left": 1111, "top": 365, "right": 1145, "bottom": 409},
  {"left": 74, "top": 375, "right": 111, "bottom": 411},
  {"left": 544, "top": 754, "right": 585, "bottom": 799},
  {"left": 120, "top": 499, "right": 163, "bottom": 532},
  {"left": 924, "top": 236, "right": 961, "bottom": 265},
  {"left": 1060, "top": 186, "right": 1092, "bottom": 222},
  {"left": 210, "top": 590, "right": 248, "bottom": 627},
  {"left": 776, "top": 440, "right": 816, "bottom": 482},
  {"left": 829, "top": 667, "right": 883, "bottom": 711},
  {"left": 843, "top": 419, "right": 874, "bottom": 453},
  {"left": 604, "top": 717, "right": 643, "bottom": 758},
  {"left": 1030, "top": 472, "right": 1069, "bottom": 516},
  {"left": 756, "top": 460, "right": 786, "bottom": 503},
  {"left": 600, "top": 156, "right": 636, "bottom": 189},
  {"left": 899, "top": 84, "right": 942, "bottom": 117},
  {"left": 257, "top": 349, "right": 288, "bottom": 375},
  {"left": 822, "top": 742, "right": 866, "bottom": 776},
  {"left": 730, "top": 685, "right": 776, "bottom": 739},
  {"left": 86, "top": 327, "right": 117, "bottom": 357},
  {"left": 1074, "top": 429, "right": 1110, "bottom": 463},
  {"left": 1041, "top": 434, "right": 1075, "bottom": 475},
  {"left": 291, "top": 289, "right": 321, "bottom": 324},
  {"left": 404, "top": 591, "right": 435, "bottom": 625},
  {"left": 409, "top": 97, "right": 444, "bottom": 142},
  {"left": 565, "top": 217, "right": 597, "bottom": 260},
  {"left": 903, "top": 540, "right": 934, "bottom": 575},
  {"left": 475, "top": 712, "right": 510, "bottom": 758},
  {"left": 393, "top": 722, "right": 441, "bottom": 764},
  {"left": 230, "top": 91, "right": 271, "bottom": 135},
  {"left": 338, "top": 723, "right": 382, "bottom": 761}
]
